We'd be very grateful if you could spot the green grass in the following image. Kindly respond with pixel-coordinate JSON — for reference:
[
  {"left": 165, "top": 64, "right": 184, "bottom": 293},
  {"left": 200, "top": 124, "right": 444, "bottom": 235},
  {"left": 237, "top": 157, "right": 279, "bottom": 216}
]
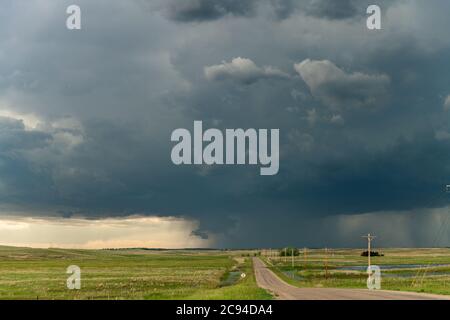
[
  {"left": 4, "top": 245, "right": 449, "bottom": 299},
  {"left": 188, "top": 258, "right": 272, "bottom": 300},
  {"left": 263, "top": 248, "right": 450, "bottom": 296},
  {"left": 0, "top": 246, "right": 272, "bottom": 300}
]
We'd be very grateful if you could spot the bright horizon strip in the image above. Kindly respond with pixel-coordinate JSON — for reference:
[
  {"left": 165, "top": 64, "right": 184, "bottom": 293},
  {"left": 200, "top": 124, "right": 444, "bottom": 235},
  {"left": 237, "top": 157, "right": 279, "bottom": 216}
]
[{"left": 0, "top": 215, "right": 214, "bottom": 249}]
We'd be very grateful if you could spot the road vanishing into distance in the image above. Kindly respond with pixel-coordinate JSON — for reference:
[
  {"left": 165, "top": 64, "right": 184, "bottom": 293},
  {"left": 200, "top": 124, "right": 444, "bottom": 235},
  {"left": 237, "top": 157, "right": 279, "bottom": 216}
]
[{"left": 253, "top": 258, "right": 450, "bottom": 300}]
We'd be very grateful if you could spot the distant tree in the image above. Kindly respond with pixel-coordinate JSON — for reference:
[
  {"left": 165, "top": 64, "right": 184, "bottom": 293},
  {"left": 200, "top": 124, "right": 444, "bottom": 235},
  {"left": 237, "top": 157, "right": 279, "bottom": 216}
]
[
  {"left": 279, "top": 247, "right": 299, "bottom": 256},
  {"left": 361, "top": 251, "right": 384, "bottom": 257}
]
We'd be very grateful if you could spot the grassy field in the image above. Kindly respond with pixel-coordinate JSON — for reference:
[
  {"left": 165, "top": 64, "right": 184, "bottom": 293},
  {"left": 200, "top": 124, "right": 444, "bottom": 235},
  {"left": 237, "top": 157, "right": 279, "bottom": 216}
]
[
  {"left": 3, "top": 245, "right": 450, "bottom": 299},
  {"left": 0, "top": 246, "right": 271, "bottom": 300},
  {"left": 263, "top": 248, "right": 450, "bottom": 296}
]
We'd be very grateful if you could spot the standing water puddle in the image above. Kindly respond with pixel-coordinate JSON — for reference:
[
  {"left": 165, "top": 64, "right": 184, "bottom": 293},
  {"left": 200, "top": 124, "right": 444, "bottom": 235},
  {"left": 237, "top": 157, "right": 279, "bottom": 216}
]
[
  {"left": 336, "top": 264, "right": 450, "bottom": 271},
  {"left": 282, "top": 270, "right": 304, "bottom": 281}
]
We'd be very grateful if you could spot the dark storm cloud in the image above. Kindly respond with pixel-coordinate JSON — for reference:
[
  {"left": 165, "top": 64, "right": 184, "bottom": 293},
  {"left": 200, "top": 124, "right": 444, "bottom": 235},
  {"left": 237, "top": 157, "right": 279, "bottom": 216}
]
[
  {"left": 162, "top": 0, "right": 395, "bottom": 22},
  {"left": 0, "top": 117, "right": 54, "bottom": 205},
  {"left": 271, "top": 0, "right": 397, "bottom": 21},
  {"left": 1, "top": 0, "right": 450, "bottom": 247},
  {"left": 304, "top": 0, "right": 358, "bottom": 20},
  {"left": 0, "top": 117, "right": 49, "bottom": 150},
  {"left": 164, "top": 0, "right": 257, "bottom": 22},
  {"left": 280, "top": 133, "right": 450, "bottom": 215}
]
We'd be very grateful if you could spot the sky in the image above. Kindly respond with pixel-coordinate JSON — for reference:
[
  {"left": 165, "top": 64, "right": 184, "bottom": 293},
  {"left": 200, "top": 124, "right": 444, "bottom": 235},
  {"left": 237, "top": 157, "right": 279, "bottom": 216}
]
[{"left": 1, "top": 0, "right": 450, "bottom": 248}]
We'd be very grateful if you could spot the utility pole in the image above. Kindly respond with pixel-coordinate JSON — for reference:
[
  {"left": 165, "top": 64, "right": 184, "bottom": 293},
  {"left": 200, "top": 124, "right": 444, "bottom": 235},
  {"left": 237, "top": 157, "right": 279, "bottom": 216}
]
[
  {"left": 304, "top": 247, "right": 307, "bottom": 271},
  {"left": 362, "top": 234, "right": 376, "bottom": 268},
  {"left": 291, "top": 248, "right": 294, "bottom": 267}
]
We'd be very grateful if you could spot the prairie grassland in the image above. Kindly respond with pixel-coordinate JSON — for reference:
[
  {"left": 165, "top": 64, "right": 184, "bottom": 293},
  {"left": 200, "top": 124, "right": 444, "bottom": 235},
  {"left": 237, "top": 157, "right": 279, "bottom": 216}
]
[
  {"left": 0, "top": 246, "right": 271, "bottom": 300},
  {"left": 265, "top": 248, "right": 450, "bottom": 296},
  {"left": 187, "top": 257, "right": 272, "bottom": 300}
]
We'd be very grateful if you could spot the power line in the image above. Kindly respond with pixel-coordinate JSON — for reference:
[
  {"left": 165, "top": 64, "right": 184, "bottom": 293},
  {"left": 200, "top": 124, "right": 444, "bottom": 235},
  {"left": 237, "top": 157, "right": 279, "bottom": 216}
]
[{"left": 362, "top": 234, "right": 376, "bottom": 268}]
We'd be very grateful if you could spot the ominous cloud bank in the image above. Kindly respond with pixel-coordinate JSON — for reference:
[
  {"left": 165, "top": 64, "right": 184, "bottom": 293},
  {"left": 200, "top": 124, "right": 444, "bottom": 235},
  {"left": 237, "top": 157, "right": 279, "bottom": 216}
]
[
  {"left": 163, "top": 0, "right": 257, "bottom": 22},
  {"left": 162, "top": 0, "right": 395, "bottom": 22},
  {"left": 1, "top": 0, "right": 450, "bottom": 248}
]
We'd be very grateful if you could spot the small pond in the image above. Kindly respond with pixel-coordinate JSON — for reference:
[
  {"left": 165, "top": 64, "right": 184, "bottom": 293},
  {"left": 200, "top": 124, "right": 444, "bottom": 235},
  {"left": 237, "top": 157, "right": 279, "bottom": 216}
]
[{"left": 336, "top": 264, "right": 450, "bottom": 271}]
